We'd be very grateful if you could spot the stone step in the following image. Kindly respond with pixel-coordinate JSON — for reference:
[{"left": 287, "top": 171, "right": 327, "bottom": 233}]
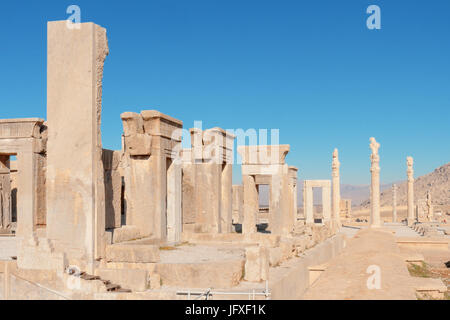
[
  {"left": 109, "top": 226, "right": 143, "bottom": 244},
  {"left": 96, "top": 268, "right": 149, "bottom": 292},
  {"left": 106, "top": 243, "right": 160, "bottom": 263}
]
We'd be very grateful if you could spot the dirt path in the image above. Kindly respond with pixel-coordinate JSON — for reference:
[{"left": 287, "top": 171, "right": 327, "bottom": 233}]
[{"left": 302, "top": 228, "right": 417, "bottom": 300}]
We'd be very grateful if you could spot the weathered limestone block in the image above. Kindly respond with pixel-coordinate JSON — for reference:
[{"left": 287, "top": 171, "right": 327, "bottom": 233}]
[
  {"left": 303, "top": 180, "right": 331, "bottom": 224},
  {"left": 280, "top": 238, "right": 295, "bottom": 260},
  {"left": 292, "top": 235, "right": 308, "bottom": 255},
  {"left": 238, "top": 145, "right": 292, "bottom": 236},
  {"left": 155, "top": 260, "right": 244, "bottom": 289},
  {"left": 96, "top": 268, "right": 148, "bottom": 292},
  {"left": 232, "top": 185, "right": 244, "bottom": 225},
  {"left": 105, "top": 244, "right": 160, "bottom": 263},
  {"left": 149, "top": 273, "right": 161, "bottom": 290},
  {"left": 103, "top": 150, "right": 123, "bottom": 229},
  {"left": 242, "top": 175, "right": 258, "bottom": 234},
  {"left": 0, "top": 119, "right": 46, "bottom": 239},
  {"left": 120, "top": 112, "right": 151, "bottom": 156},
  {"left": 46, "top": 21, "right": 109, "bottom": 270},
  {"left": 121, "top": 110, "right": 183, "bottom": 243},
  {"left": 181, "top": 128, "right": 235, "bottom": 234},
  {"left": 0, "top": 156, "right": 11, "bottom": 230},
  {"left": 268, "top": 247, "right": 283, "bottom": 267},
  {"left": 244, "top": 246, "right": 269, "bottom": 282},
  {"left": 111, "top": 225, "right": 142, "bottom": 244}
]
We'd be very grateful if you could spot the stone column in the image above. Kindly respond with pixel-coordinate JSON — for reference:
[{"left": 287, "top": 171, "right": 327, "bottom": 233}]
[
  {"left": 0, "top": 155, "right": 11, "bottom": 230},
  {"left": 242, "top": 175, "right": 257, "bottom": 234},
  {"left": 288, "top": 167, "right": 298, "bottom": 229},
  {"left": 304, "top": 182, "right": 314, "bottom": 224},
  {"left": 426, "top": 191, "right": 433, "bottom": 221},
  {"left": 331, "top": 148, "right": 341, "bottom": 227},
  {"left": 232, "top": 185, "right": 244, "bottom": 226},
  {"left": 369, "top": 137, "right": 381, "bottom": 227},
  {"left": 166, "top": 161, "right": 182, "bottom": 243},
  {"left": 392, "top": 184, "right": 397, "bottom": 223},
  {"left": 322, "top": 183, "right": 332, "bottom": 223},
  {"left": 406, "top": 157, "right": 415, "bottom": 226},
  {"left": 220, "top": 164, "right": 233, "bottom": 233},
  {"left": 46, "top": 21, "right": 109, "bottom": 270}
]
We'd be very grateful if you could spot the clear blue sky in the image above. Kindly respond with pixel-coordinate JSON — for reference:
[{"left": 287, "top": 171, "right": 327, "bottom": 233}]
[{"left": 1, "top": 0, "right": 449, "bottom": 185}]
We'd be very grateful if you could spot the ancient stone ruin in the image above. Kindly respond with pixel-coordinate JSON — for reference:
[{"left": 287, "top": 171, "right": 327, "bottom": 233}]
[
  {"left": 0, "top": 20, "right": 448, "bottom": 301},
  {"left": 0, "top": 21, "right": 345, "bottom": 300}
]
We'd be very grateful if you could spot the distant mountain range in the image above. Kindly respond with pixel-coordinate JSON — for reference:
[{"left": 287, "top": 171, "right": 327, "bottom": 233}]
[{"left": 360, "top": 162, "right": 450, "bottom": 208}]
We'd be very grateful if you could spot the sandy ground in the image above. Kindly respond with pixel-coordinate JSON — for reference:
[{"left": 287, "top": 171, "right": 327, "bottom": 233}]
[{"left": 302, "top": 228, "right": 418, "bottom": 300}]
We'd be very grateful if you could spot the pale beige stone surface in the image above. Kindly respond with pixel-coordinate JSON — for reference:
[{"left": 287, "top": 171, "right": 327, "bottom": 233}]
[
  {"left": 232, "top": 185, "right": 244, "bottom": 225},
  {"left": 331, "top": 148, "right": 341, "bottom": 226},
  {"left": 181, "top": 128, "right": 235, "bottom": 234},
  {"left": 303, "top": 180, "right": 331, "bottom": 224},
  {"left": 244, "top": 246, "right": 269, "bottom": 282},
  {"left": 103, "top": 150, "right": 123, "bottom": 229},
  {"left": 406, "top": 156, "right": 415, "bottom": 226},
  {"left": 0, "top": 119, "right": 46, "bottom": 239},
  {"left": 96, "top": 268, "right": 148, "bottom": 292},
  {"left": 105, "top": 243, "right": 160, "bottom": 263},
  {"left": 370, "top": 137, "right": 381, "bottom": 227},
  {"left": 46, "top": 21, "right": 109, "bottom": 271},
  {"left": 303, "top": 229, "right": 417, "bottom": 300},
  {"left": 121, "top": 111, "right": 183, "bottom": 243},
  {"left": 238, "top": 145, "right": 293, "bottom": 236}
]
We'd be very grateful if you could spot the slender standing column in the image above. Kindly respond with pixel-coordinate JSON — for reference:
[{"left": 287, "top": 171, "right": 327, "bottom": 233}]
[
  {"left": 426, "top": 191, "right": 433, "bottom": 221},
  {"left": 322, "top": 184, "right": 332, "bottom": 223},
  {"left": 331, "top": 149, "right": 341, "bottom": 227},
  {"left": 243, "top": 175, "right": 257, "bottom": 234},
  {"left": 304, "top": 182, "right": 314, "bottom": 224},
  {"left": 406, "top": 157, "right": 415, "bottom": 226},
  {"left": 0, "top": 155, "right": 11, "bottom": 230},
  {"left": 369, "top": 137, "right": 381, "bottom": 227},
  {"left": 392, "top": 184, "right": 397, "bottom": 223}
]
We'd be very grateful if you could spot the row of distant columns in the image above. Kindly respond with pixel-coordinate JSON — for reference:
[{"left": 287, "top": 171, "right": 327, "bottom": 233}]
[{"left": 370, "top": 136, "right": 416, "bottom": 227}]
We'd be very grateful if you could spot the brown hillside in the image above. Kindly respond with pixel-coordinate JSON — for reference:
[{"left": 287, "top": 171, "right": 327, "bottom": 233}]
[{"left": 360, "top": 162, "right": 450, "bottom": 208}]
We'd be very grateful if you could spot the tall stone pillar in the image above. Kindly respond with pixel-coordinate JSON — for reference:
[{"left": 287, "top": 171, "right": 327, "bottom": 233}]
[
  {"left": 331, "top": 149, "right": 341, "bottom": 227},
  {"left": 288, "top": 167, "right": 298, "bottom": 231},
  {"left": 406, "top": 157, "right": 415, "bottom": 226},
  {"left": 369, "top": 137, "right": 381, "bottom": 228},
  {"left": 304, "top": 182, "right": 314, "bottom": 224},
  {"left": 46, "top": 21, "right": 109, "bottom": 270},
  {"left": 392, "top": 184, "right": 397, "bottom": 223},
  {"left": 322, "top": 183, "right": 332, "bottom": 223},
  {"left": 242, "top": 175, "right": 257, "bottom": 234},
  {"left": 426, "top": 191, "right": 433, "bottom": 221},
  {"left": 0, "top": 155, "right": 11, "bottom": 230},
  {"left": 221, "top": 164, "right": 233, "bottom": 233}
]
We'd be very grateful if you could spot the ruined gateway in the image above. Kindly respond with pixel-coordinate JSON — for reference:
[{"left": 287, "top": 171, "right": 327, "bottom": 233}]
[{"left": 0, "top": 20, "right": 348, "bottom": 300}]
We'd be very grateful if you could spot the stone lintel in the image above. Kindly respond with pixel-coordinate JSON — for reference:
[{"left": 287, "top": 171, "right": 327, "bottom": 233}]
[
  {"left": 242, "top": 164, "right": 287, "bottom": 176},
  {"left": 141, "top": 110, "right": 183, "bottom": 142},
  {"left": 141, "top": 110, "right": 183, "bottom": 127},
  {"left": 0, "top": 118, "right": 45, "bottom": 139},
  {"left": 237, "top": 145, "right": 290, "bottom": 165},
  {"left": 304, "top": 180, "right": 331, "bottom": 188}
]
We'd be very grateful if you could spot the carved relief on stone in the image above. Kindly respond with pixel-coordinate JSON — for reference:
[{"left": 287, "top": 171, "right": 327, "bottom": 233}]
[
  {"left": 332, "top": 148, "right": 340, "bottom": 177},
  {"left": 406, "top": 156, "right": 414, "bottom": 182},
  {"left": 369, "top": 137, "right": 380, "bottom": 170}
]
